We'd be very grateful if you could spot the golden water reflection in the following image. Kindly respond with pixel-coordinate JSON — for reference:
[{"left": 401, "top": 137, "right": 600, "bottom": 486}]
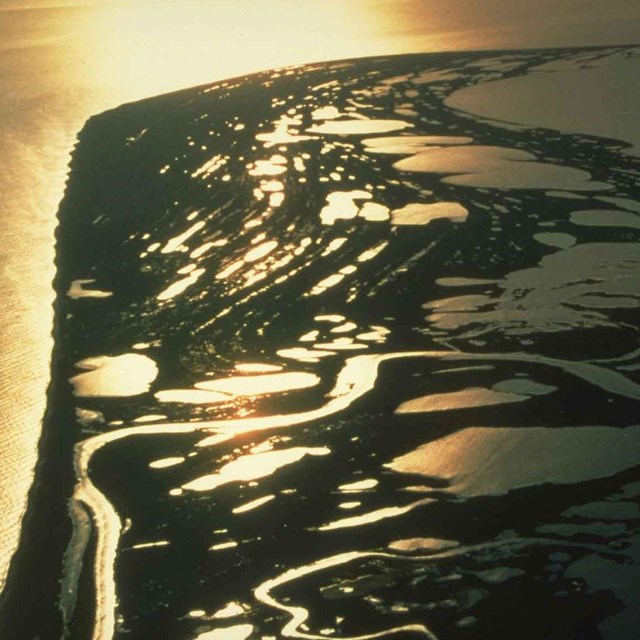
[
  {"left": 308, "top": 119, "right": 412, "bottom": 136},
  {"left": 213, "top": 602, "right": 245, "bottom": 619},
  {"left": 393, "top": 145, "right": 609, "bottom": 191},
  {"left": 388, "top": 537, "right": 459, "bottom": 553},
  {"left": 195, "top": 371, "right": 319, "bottom": 396},
  {"left": 182, "top": 446, "right": 330, "bottom": 492},
  {"left": 387, "top": 425, "right": 640, "bottom": 498},
  {"left": 148, "top": 456, "right": 185, "bottom": 469},
  {"left": 234, "top": 363, "right": 282, "bottom": 373},
  {"left": 394, "top": 387, "right": 525, "bottom": 413},
  {"left": 391, "top": 202, "right": 469, "bottom": 226},
  {"left": 363, "top": 135, "right": 474, "bottom": 155},
  {"left": 154, "top": 389, "right": 231, "bottom": 405},
  {"left": 320, "top": 190, "right": 372, "bottom": 225},
  {"left": 66, "top": 279, "right": 113, "bottom": 299},
  {"left": 69, "top": 354, "right": 158, "bottom": 398},
  {"left": 194, "top": 623, "right": 253, "bottom": 640},
  {"left": 338, "top": 478, "right": 379, "bottom": 492},
  {"left": 232, "top": 495, "right": 275, "bottom": 514}
]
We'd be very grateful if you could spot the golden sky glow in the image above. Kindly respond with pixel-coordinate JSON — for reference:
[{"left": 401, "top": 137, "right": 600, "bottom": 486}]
[
  {"left": 73, "top": 0, "right": 395, "bottom": 105},
  {"left": 5, "top": 0, "right": 640, "bottom": 110}
]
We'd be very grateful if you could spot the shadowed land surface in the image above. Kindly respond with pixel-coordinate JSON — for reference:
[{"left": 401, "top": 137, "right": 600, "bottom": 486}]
[{"left": 2, "top": 45, "right": 640, "bottom": 639}]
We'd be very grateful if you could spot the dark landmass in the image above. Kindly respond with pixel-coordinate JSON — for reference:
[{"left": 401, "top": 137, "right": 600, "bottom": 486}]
[{"left": 2, "top": 45, "right": 640, "bottom": 639}]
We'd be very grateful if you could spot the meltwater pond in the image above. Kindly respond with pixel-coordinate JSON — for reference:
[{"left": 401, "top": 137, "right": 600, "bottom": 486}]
[{"left": 3, "top": 46, "right": 640, "bottom": 639}]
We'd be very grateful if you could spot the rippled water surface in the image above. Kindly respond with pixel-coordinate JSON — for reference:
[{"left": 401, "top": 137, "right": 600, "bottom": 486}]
[{"left": 6, "top": 46, "right": 640, "bottom": 639}]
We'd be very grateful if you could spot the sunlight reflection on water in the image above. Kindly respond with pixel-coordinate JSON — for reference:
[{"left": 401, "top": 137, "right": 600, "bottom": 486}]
[{"left": 4, "top": 1, "right": 640, "bottom": 635}]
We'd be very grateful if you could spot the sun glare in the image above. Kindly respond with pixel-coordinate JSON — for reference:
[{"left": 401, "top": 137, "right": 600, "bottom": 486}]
[{"left": 76, "top": 0, "right": 393, "bottom": 105}]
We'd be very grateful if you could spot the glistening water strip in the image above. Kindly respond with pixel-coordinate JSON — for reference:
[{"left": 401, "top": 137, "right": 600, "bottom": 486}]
[{"left": 254, "top": 535, "right": 623, "bottom": 639}]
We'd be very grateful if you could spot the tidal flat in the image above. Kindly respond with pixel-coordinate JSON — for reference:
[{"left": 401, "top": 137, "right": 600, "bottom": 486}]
[{"left": 2, "top": 45, "right": 640, "bottom": 639}]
